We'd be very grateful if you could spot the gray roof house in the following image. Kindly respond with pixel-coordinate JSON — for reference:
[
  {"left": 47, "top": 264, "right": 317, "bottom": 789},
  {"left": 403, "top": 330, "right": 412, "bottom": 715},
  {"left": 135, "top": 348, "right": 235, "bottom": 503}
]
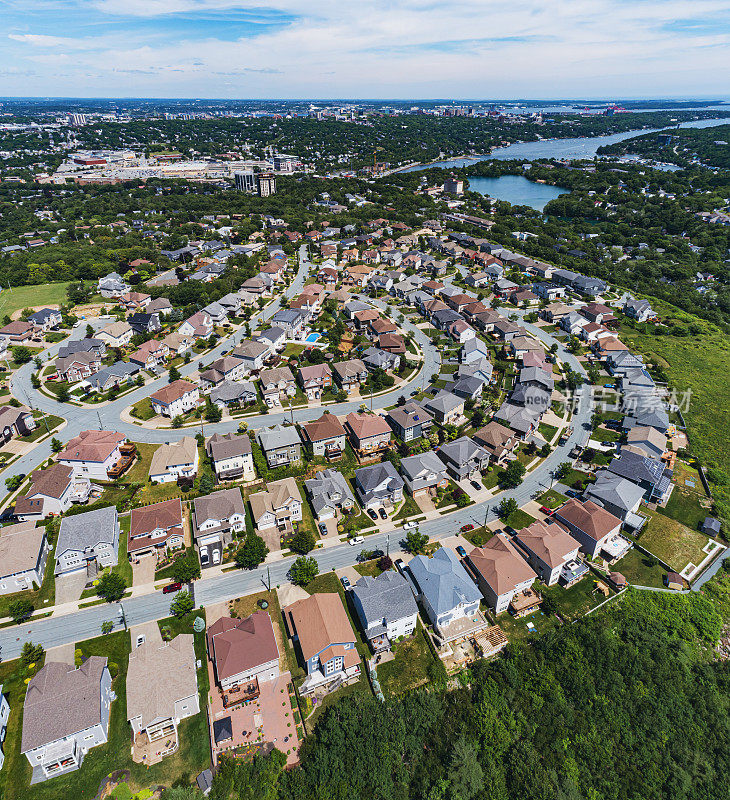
[
  {"left": 437, "top": 436, "right": 490, "bottom": 481},
  {"left": 362, "top": 347, "right": 401, "bottom": 372},
  {"left": 407, "top": 548, "right": 483, "bottom": 639},
  {"left": 21, "top": 657, "right": 114, "bottom": 782},
  {"left": 424, "top": 391, "right": 465, "bottom": 425},
  {"left": 350, "top": 572, "right": 419, "bottom": 652},
  {"left": 584, "top": 470, "right": 645, "bottom": 526},
  {"left": 55, "top": 506, "right": 120, "bottom": 577},
  {"left": 447, "top": 375, "right": 485, "bottom": 401},
  {"left": 354, "top": 462, "right": 404, "bottom": 510},
  {"left": 304, "top": 468, "right": 356, "bottom": 521},
  {"left": 399, "top": 451, "right": 449, "bottom": 496},
  {"left": 460, "top": 337, "right": 491, "bottom": 364},
  {"left": 456, "top": 357, "right": 493, "bottom": 385},
  {"left": 209, "top": 380, "right": 257, "bottom": 409},
  {"left": 386, "top": 402, "right": 433, "bottom": 442},
  {"left": 607, "top": 451, "right": 673, "bottom": 503},
  {"left": 494, "top": 401, "right": 540, "bottom": 437},
  {"left": 256, "top": 425, "right": 302, "bottom": 469}
]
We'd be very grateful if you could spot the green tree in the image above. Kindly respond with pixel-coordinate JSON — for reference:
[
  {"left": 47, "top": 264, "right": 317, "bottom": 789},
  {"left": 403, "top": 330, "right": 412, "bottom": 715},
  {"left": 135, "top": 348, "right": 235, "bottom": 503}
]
[
  {"left": 168, "top": 365, "right": 181, "bottom": 382},
  {"left": 497, "top": 496, "right": 518, "bottom": 519},
  {"left": 290, "top": 529, "right": 316, "bottom": 554},
  {"left": 171, "top": 415, "right": 183, "bottom": 428},
  {"left": 5, "top": 473, "right": 24, "bottom": 492},
  {"left": 404, "top": 529, "right": 429, "bottom": 555},
  {"left": 21, "top": 641, "right": 44, "bottom": 666},
  {"left": 56, "top": 383, "right": 70, "bottom": 402},
  {"left": 50, "top": 437, "right": 63, "bottom": 453},
  {"left": 204, "top": 400, "right": 222, "bottom": 423},
  {"left": 85, "top": 324, "right": 94, "bottom": 338},
  {"left": 11, "top": 345, "right": 32, "bottom": 364},
  {"left": 101, "top": 620, "right": 114, "bottom": 635},
  {"left": 170, "top": 590, "right": 194, "bottom": 618},
  {"left": 9, "top": 598, "right": 34, "bottom": 623},
  {"left": 172, "top": 551, "right": 202, "bottom": 583},
  {"left": 96, "top": 571, "right": 126, "bottom": 602},
  {"left": 235, "top": 533, "right": 269, "bottom": 569},
  {"left": 499, "top": 460, "right": 525, "bottom": 489},
  {"left": 198, "top": 472, "right": 215, "bottom": 495},
  {"left": 554, "top": 461, "right": 572, "bottom": 480},
  {"left": 289, "top": 555, "right": 319, "bottom": 586}
]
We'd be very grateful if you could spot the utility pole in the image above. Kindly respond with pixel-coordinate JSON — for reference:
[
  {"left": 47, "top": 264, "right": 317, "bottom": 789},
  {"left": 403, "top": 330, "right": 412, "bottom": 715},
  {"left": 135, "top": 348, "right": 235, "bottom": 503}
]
[
  {"left": 267, "top": 565, "right": 271, "bottom": 591},
  {"left": 118, "top": 602, "right": 127, "bottom": 631},
  {"left": 483, "top": 504, "right": 489, "bottom": 531},
  {"left": 386, "top": 533, "right": 390, "bottom": 558},
  {"left": 97, "top": 411, "right": 103, "bottom": 430}
]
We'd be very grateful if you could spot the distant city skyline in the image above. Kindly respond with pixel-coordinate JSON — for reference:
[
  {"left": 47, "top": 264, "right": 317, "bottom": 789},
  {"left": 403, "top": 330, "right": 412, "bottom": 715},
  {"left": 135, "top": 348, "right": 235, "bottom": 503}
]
[{"left": 2, "top": 0, "right": 730, "bottom": 98}]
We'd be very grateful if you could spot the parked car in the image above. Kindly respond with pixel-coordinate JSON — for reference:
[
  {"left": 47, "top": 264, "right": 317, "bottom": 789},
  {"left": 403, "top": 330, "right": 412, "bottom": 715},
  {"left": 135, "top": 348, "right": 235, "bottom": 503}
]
[
  {"left": 367, "top": 508, "right": 378, "bottom": 521},
  {"left": 403, "top": 521, "right": 419, "bottom": 530},
  {"left": 605, "top": 383, "right": 616, "bottom": 389},
  {"left": 456, "top": 545, "right": 467, "bottom": 558},
  {"left": 162, "top": 582, "right": 182, "bottom": 594},
  {"left": 394, "top": 558, "right": 406, "bottom": 574},
  {"left": 378, "top": 508, "right": 388, "bottom": 520},
  {"left": 539, "top": 506, "right": 553, "bottom": 515},
  {"left": 470, "top": 479, "right": 482, "bottom": 491},
  {"left": 565, "top": 489, "right": 580, "bottom": 498},
  {"left": 349, "top": 535, "right": 365, "bottom": 546},
  {"left": 460, "top": 524, "right": 474, "bottom": 532},
  {"left": 318, "top": 521, "right": 328, "bottom": 535},
  {"left": 340, "top": 576, "right": 351, "bottom": 590}
]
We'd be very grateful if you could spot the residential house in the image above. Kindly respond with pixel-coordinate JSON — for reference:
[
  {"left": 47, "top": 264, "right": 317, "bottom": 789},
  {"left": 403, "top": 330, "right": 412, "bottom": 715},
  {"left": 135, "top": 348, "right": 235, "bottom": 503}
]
[
  {"left": 199, "top": 356, "right": 248, "bottom": 390},
  {"left": 0, "top": 521, "right": 50, "bottom": 595},
  {"left": 437, "top": 436, "right": 490, "bottom": 481},
  {"left": 256, "top": 425, "right": 302, "bottom": 469},
  {"left": 193, "top": 488, "right": 246, "bottom": 568},
  {"left": 178, "top": 311, "right": 214, "bottom": 339},
  {"left": 467, "top": 535, "right": 539, "bottom": 615},
  {"left": 259, "top": 366, "right": 296, "bottom": 407},
  {"left": 231, "top": 340, "right": 269, "bottom": 373},
  {"left": 354, "top": 461, "right": 404, "bottom": 510},
  {"left": 82, "top": 361, "right": 139, "bottom": 393},
  {"left": 386, "top": 402, "right": 433, "bottom": 442},
  {"left": 149, "top": 437, "right": 199, "bottom": 484},
  {"left": 304, "top": 468, "right": 357, "bottom": 521},
  {"left": 456, "top": 358, "right": 494, "bottom": 386},
  {"left": 493, "top": 400, "right": 540, "bottom": 439},
  {"left": 623, "top": 295, "right": 657, "bottom": 323},
  {"left": 147, "top": 297, "right": 173, "bottom": 318},
  {"left": 362, "top": 346, "right": 401, "bottom": 372},
  {"left": 270, "top": 309, "right": 306, "bottom": 338},
  {"left": 554, "top": 498, "right": 628, "bottom": 559},
  {"left": 99, "top": 271, "right": 129, "bottom": 297},
  {"left": 55, "top": 506, "right": 120, "bottom": 577},
  {"left": 97, "top": 321, "right": 133, "bottom": 349},
  {"left": 249, "top": 478, "right": 302, "bottom": 537},
  {"left": 209, "top": 380, "right": 257, "bottom": 410},
  {"left": 0, "top": 404, "right": 36, "bottom": 443},
  {"left": 206, "top": 433, "right": 255, "bottom": 482},
  {"left": 28, "top": 308, "right": 62, "bottom": 331},
  {"left": 55, "top": 351, "right": 102, "bottom": 383},
  {"left": 202, "top": 301, "right": 228, "bottom": 326},
  {"left": 332, "top": 359, "right": 368, "bottom": 393},
  {"left": 514, "top": 521, "right": 582, "bottom": 586},
  {"left": 461, "top": 337, "right": 491, "bottom": 364},
  {"left": 127, "top": 634, "right": 199, "bottom": 760},
  {"left": 623, "top": 426, "right": 667, "bottom": 461},
  {"left": 0, "top": 321, "right": 33, "bottom": 342},
  {"left": 351, "top": 572, "right": 418, "bottom": 652},
  {"left": 584, "top": 470, "right": 645, "bottom": 525},
  {"left": 127, "top": 498, "right": 185, "bottom": 562},
  {"left": 207, "top": 611, "right": 280, "bottom": 693},
  {"left": 128, "top": 312, "right": 160, "bottom": 336},
  {"left": 408, "top": 548, "right": 485, "bottom": 640},
  {"left": 57, "top": 338, "right": 106, "bottom": 360},
  {"left": 424, "top": 391, "right": 465, "bottom": 426},
  {"left": 14, "top": 464, "right": 79, "bottom": 521},
  {"left": 607, "top": 451, "right": 673, "bottom": 503},
  {"left": 256, "top": 326, "right": 287, "bottom": 354},
  {"left": 21, "top": 658, "right": 113, "bottom": 782},
  {"left": 344, "top": 411, "right": 392, "bottom": 455},
  {"left": 399, "top": 451, "right": 449, "bottom": 497},
  {"left": 129, "top": 339, "right": 169, "bottom": 370},
  {"left": 297, "top": 364, "right": 333, "bottom": 401},
  {"left": 57, "top": 430, "right": 127, "bottom": 481},
  {"left": 539, "top": 302, "right": 573, "bottom": 323},
  {"left": 161, "top": 331, "right": 194, "bottom": 358},
  {"left": 473, "top": 422, "right": 517, "bottom": 465},
  {"left": 284, "top": 593, "right": 360, "bottom": 694},
  {"left": 560, "top": 311, "right": 590, "bottom": 336},
  {"left": 301, "top": 412, "right": 347, "bottom": 458},
  {"left": 120, "top": 291, "right": 151, "bottom": 312},
  {"left": 149, "top": 380, "right": 200, "bottom": 418}
]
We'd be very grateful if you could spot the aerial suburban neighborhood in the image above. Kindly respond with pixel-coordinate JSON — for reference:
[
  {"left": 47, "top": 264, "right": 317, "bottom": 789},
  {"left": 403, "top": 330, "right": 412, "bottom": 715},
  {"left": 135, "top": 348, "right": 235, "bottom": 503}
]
[{"left": 0, "top": 87, "right": 728, "bottom": 800}]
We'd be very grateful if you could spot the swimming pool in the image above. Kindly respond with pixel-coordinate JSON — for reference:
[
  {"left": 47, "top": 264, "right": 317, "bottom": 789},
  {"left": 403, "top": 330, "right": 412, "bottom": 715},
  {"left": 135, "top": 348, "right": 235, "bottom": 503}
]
[{"left": 305, "top": 332, "right": 322, "bottom": 343}]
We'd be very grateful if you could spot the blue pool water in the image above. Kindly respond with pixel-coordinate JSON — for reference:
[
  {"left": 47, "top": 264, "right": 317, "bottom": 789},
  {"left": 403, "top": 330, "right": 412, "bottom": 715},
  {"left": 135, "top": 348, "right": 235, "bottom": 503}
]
[{"left": 305, "top": 333, "right": 322, "bottom": 343}]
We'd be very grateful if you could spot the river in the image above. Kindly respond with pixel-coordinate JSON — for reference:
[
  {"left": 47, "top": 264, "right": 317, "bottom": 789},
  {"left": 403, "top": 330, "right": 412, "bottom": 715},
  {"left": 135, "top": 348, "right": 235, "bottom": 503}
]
[{"left": 399, "top": 116, "right": 730, "bottom": 172}]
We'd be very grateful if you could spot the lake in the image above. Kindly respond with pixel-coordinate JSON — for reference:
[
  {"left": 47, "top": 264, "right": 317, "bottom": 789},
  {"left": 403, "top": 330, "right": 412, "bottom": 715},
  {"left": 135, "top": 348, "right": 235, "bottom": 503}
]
[{"left": 466, "top": 175, "right": 568, "bottom": 210}]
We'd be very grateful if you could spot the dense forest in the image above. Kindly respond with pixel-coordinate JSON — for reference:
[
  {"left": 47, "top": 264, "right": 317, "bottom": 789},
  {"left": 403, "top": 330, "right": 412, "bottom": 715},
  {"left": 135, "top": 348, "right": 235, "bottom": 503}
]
[
  {"left": 597, "top": 124, "right": 730, "bottom": 169},
  {"left": 162, "top": 573, "right": 730, "bottom": 800}
]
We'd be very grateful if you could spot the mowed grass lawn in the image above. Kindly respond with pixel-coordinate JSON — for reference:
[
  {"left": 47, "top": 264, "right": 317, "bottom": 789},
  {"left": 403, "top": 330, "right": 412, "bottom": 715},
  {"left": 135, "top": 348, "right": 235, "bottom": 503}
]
[
  {"left": 377, "top": 622, "right": 438, "bottom": 697},
  {"left": 0, "top": 282, "right": 72, "bottom": 317},
  {"left": 637, "top": 508, "right": 712, "bottom": 572}
]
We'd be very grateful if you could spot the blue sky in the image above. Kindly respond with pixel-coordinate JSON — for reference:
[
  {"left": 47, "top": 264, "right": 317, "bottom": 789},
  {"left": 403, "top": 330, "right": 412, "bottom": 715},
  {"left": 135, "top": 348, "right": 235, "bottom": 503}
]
[{"left": 1, "top": 0, "right": 730, "bottom": 98}]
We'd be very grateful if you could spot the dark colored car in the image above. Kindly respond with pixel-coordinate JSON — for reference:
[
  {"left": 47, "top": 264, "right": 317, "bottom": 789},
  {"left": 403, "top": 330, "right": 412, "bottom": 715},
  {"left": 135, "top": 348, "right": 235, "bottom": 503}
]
[
  {"left": 456, "top": 545, "right": 467, "bottom": 558},
  {"left": 460, "top": 524, "right": 474, "bottom": 532},
  {"left": 378, "top": 508, "right": 388, "bottom": 520},
  {"left": 340, "top": 576, "right": 351, "bottom": 590},
  {"left": 162, "top": 582, "right": 182, "bottom": 594},
  {"left": 565, "top": 489, "right": 580, "bottom": 498},
  {"left": 367, "top": 508, "right": 378, "bottom": 521},
  {"left": 470, "top": 480, "right": 482, "bottom": 491}
]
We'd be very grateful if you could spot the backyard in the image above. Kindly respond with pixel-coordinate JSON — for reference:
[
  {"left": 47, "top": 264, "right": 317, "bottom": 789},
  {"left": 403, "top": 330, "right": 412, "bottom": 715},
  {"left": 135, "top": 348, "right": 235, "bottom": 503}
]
[
  {"left": 636, "top": 509, "right": 712, "bottom": 573},
  {"left": 376, "top": 623, "right": 439, "bottom": 697}
]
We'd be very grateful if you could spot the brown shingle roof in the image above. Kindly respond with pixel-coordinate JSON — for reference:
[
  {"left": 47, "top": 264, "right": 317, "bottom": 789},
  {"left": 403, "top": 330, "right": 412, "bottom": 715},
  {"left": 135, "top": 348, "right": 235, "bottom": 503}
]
[
  {"left": 345, "top": 411, "right": 391, "bottom": 440},
  {"left": 468, "top": 535, "right": 537, "bottom": 595},
  {"left": 149, "top": 379, "right": 197, "bottom": 406},
  {"left": 302, "top": 412, "right": 346, "bottom": 443},
  {"left": 58, "top": 430, "right": 125, "bottom": 464},
  {"left": 515, "top": 520, "right": 580, "bottom": 569},
  {"left": 555, "top": 498, "right": 621, "bottom": 543},
  {"left": 284, "top": 593, "right": 355, "bottom": 662},
  {"left": 207, "top": 611, "right": 279, "bottom": 682}
]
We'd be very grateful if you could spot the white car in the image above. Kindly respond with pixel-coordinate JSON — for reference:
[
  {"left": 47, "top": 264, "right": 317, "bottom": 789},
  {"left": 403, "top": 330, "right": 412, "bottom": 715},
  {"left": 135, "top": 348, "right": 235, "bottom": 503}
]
[
  {"left": 403, "top": 521, "right": 419, "bottom": 530},
  {"left": 348, "top": 535, "right": 365, "bottom": 546}
]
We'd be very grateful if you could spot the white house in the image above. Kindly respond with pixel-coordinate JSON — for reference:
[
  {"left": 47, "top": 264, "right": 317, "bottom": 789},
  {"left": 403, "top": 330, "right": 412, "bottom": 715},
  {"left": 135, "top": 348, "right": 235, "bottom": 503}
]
[
  {"left": 149, "top": 438, "right": 199, "bottom": 484},
  {"left": 0, "top": 522, "right": 50, "bottom": 595},
  {"left": 55, "top": 506, "right": 120, "bottom": 577},
  {"left": 149, "top": 380, "right": 200, "bottom": 418},
  {"left": 57, "top": 430, "right": 127, "bottom": 481},
  {"left": 207, "top": 611, "right": 280, "bottom": 691}
]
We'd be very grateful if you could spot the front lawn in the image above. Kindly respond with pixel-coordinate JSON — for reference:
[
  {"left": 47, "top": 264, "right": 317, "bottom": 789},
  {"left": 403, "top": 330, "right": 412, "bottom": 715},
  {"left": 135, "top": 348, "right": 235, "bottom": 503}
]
[
  {"left": 20, "top": 414, "right": 64, "bottom": 443},
  {"left": 537, "top": 422, "right": 558, "bottom": 442},
  {"left": 636, "top": 509, "right": 712, "bottom": 573},
  {"left": 130, "top": 398, "right": 156, "bottom": 421},
  {"left": 377, "top": 623, "right": 438, "bottom": 697},
  {"left": 536, "top": 489, "right": 568, "bottom": 510},
  {"left": 502, "top": 509, "right": 536, "bottom": 531},
  {"left": 354, "top": 559, "right": 384, "bottom": 578},
  {"left": 393, "top": 492, "right": 422, "bottom": 521}
]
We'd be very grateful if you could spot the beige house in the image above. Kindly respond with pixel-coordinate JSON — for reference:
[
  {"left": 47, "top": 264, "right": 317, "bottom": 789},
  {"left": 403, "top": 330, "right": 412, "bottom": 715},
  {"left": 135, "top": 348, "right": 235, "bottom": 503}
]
[
  {"left": 149, "top": 437, "right": 199, "bottom": 484},
  {"left": 0, "top": 521, "right": 49, "bottom": 595},
  {"left": 249, "top": 478, "right": 302, "bottom": 535},
  {"left": 97, "top": 320, "right": 133, "bottom": 348}
]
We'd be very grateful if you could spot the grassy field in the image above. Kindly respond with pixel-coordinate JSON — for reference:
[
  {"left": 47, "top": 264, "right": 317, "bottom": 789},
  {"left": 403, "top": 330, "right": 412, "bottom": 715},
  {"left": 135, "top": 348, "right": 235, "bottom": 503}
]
[
  {"left": 616, "top": 547, "right": 667, "bottom": 588},
  {"left": 542, "top": 574, "right": 616, "bottom": 621},
  {"left": 377, "top": 623, "right": 438, "bottom": 697},
  {"left": 130, "top": 398, "right": 156, "bottom": 421},
  {"left": 502, "top": 509, "right": 536, "bottom": 530},
  {"left": 0, "top": 283, "right": 72, "bottom": 318},
  {"left": 637, "top": 508, "right": 711, "bottom": 572},
  {"left": 659, "top": 479, "right": 710, "bottom": 532}
]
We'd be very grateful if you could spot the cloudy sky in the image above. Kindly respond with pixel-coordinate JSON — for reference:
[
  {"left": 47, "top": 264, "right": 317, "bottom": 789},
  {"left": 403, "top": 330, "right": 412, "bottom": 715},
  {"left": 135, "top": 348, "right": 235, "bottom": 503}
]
[{"left": 2, "top": 0, "right": 730, "bottom": 98}]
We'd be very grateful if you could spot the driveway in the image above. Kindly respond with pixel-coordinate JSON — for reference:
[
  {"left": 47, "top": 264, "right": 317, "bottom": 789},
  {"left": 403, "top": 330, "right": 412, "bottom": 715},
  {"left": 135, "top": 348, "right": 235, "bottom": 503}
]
[
  {"left": 46, "top": 642, "right": 75, "bottom": 663},
  {"left": 54, "top": 571, "right": 88, "bottom": 608},
  {"left": 415, "top": 493, "right": 436, "bottom": 515},
  {"left": 131, "top": 554, "right": 157, "bottom": 587}
]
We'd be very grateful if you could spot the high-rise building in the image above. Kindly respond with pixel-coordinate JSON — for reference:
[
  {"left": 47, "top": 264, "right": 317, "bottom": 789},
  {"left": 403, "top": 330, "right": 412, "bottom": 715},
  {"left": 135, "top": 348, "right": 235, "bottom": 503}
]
[
  {"left": 273, "top": 154, "right": 296, "bottom": 172},
  {"left": 257, "top": 172, "right": 277, "bottom": 197},
  {"left": 67, "top": 113, "right": 87, "bottom": 126},
  {"left": 234, "top": 170, "right": 256, "bottom": 192},
  {"left": 443, "top": 176, "right": 464, "bottom": 196}
]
